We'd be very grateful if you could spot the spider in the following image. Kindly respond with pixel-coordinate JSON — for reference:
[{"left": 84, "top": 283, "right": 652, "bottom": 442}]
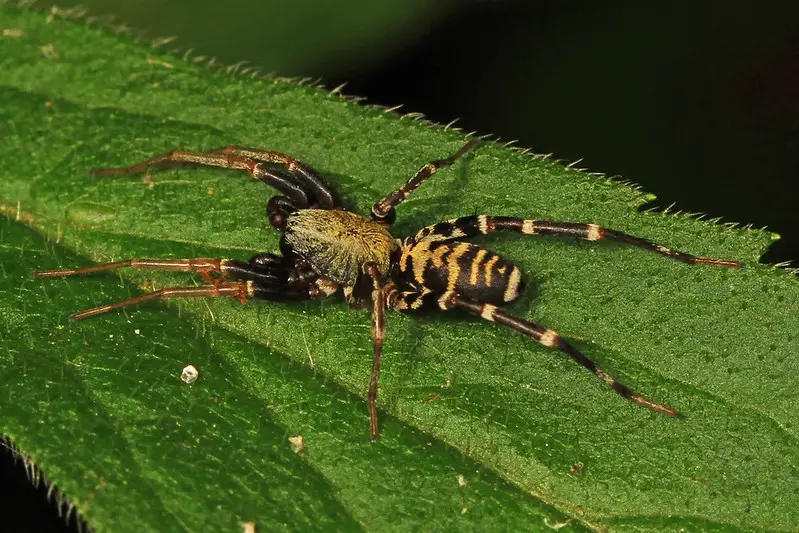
[{"left": 33, "top": 140, "right": 741, "bottom": 440}]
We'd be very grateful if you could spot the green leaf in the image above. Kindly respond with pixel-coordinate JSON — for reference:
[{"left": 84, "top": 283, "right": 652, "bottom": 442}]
[{"left": 1, "top": 6, "right": 797, "bottom": 532}]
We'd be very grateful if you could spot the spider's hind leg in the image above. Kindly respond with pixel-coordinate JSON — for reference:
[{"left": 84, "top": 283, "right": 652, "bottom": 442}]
[
  {"left": 388, "top": 287, "right": 677, "bottom": 417},
  {"left": 413, "top": 215, "right": 741, "bottom": 267},
  {"left": 443, "top": 293, "right": 678, "bottom": 416}
]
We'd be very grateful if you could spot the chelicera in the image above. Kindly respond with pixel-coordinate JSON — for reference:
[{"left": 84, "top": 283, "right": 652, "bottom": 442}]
[{"left": 34, "top": 141, "right": 741, "bottom": 440}]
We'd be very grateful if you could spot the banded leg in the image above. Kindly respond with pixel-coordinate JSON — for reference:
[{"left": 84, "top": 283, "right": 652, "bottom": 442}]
[
  {"left": 32, "top": 257, "right": 291, "bottom": 286},
  {"left": 89, "top": 148, "right": 339, "bottom": 210},
  {"left": 413, "top": 215, "right": 741, "bottom": 267},
  {"left": 67, "top": 282, "right": 253, "bottom": 321},
  {"left": 364, "top": 264, "right": 387, "bottom": 441},
  {"left": 33, "top": 256, "right": 327, "bottom": 320},
  {"left": 436, "top": 292, "right": 677, "bottom": 416},
  {"left": 33, "top": 258, "right": 230, "bottom": 284},
  {"left": 89, "top": 151, "right": 259, "bottom": 177},
  {"left": 371, "top": 140, "right": 480, "bottom": 221},
  {"left": 206, "top": 146, "right": 339, "bottom": 208},
  {"left": 390, "top": 287, "right": 678, "bottom": 415},
  {"left": 32, "top": 254, "right": 326, "bottom": 291}
]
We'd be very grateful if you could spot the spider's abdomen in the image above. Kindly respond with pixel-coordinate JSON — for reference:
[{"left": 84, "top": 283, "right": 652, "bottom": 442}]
[
  {"left": 283, "top": 209, "right": 397, "bottom": 285},
  {"left": 399, "top": 240, "right": 524, "bottom": 305}
]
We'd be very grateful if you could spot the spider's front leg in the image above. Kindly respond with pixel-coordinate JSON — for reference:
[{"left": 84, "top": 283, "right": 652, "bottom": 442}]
[
  {"left": 89, "top": 146, "right": 342, "bottom": 212},
  {"left": 370, "top": 140, "right": 479, "bottom": 223},
  {"left": 33, "top": 253, "right": 336, "bottom": 320}
]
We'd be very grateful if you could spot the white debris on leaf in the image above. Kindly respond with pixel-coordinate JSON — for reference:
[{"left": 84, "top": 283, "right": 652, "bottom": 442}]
[
  {"left": 241, "top": 521, "right": 257, "bottom": 533},
  {"left": 180, "top": 365, "right": 198, "bottom": 384}
]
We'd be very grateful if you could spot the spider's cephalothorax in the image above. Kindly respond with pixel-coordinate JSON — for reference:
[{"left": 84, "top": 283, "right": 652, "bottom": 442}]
[
  {"left": 283, "top": 209, "right": 397, "bottom": 286},
  {"left": 34, "top": 141, "right": 742, "bottom": 440}
]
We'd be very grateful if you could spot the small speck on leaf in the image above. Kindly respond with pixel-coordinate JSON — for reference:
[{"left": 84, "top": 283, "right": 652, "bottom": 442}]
[
  {"left": 40, "top": 43, "right": 58, "bottom": 59},
  {"left": 180, "top": 365, "right": 198, "bottom": 384},
  {"left": 288, "top": 435, "right": 305, "bottom": 454}
]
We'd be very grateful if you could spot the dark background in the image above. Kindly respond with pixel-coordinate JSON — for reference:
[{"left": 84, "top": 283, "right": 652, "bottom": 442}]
[{"left": 3, "top": 1, "right": 796, "bottom": 531}]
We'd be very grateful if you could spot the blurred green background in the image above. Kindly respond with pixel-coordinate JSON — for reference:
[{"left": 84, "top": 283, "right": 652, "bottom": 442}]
[
  {"left": 2, "top": 1, "right": 797, "bottom": 530},
  {"left": 49, "top": 0, "right": 798, "bottom": 265}
]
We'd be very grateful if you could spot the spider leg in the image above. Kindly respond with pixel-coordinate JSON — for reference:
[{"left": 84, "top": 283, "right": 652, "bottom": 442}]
[
  {"left": 342, "top": 286, "right": 365, "bottom": 309},
  {"left": 387, "top": 287, "right": 676, "bottom": 415},
  {"left": 267, "top": 195, "right": 301, "bottom": 230},
  {"left": 206, "top": 146, "right": 340, "bottom": 209},
  {"left": 364, "top": 263, "right": 387, "bottom": 441},
  {"left": 89, "top": 151, "right": 258, "bottom": 177},
  {"left": 371, "top": 140, "right": 479, "bottom": 222},
  {"left": 33, "top": 257, "right": 288, "bottom": 287},
  {"left": 431, "top": 292, "right": 677, "bottom": 416},
  {"left": 90, "top": 148, "right": 341, "bottom": 210},
  {"left": 412, "top": 215, "right": 741, "bottom": 267},
  {"left": 69, "top": 282, "right": 253, "bottom": 320},
  {"left": 33, "top": 258, "right": 229, "bottom": 280},
  {"left": 34, "top": 255, "right": 334, "bottom": 319}
]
